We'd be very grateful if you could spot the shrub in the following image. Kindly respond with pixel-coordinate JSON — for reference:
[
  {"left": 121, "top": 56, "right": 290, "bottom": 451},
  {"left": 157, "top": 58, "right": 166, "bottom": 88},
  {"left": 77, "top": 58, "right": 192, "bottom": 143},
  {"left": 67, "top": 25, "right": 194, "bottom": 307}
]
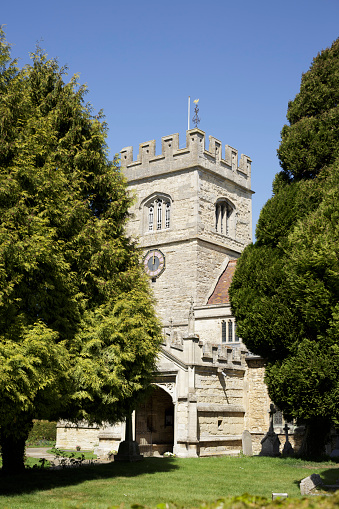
[{"left": 26, "top": 420, "right": 57, "bottom": 445}]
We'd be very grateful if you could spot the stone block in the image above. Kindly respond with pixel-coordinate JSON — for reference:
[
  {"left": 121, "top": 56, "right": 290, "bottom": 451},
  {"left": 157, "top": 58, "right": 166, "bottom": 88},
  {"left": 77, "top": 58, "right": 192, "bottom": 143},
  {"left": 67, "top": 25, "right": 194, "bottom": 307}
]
[{"left": 300, "top": 474, "right": 323, "bottom": 495}]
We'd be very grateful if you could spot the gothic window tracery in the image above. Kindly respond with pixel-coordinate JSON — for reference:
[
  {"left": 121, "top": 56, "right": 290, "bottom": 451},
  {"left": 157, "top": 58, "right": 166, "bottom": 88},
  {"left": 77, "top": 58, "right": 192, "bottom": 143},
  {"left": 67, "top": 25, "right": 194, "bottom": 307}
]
[
  {"left": 144, "top": 194, "right": 172, "bottom": 232},
  {"left": 157, "top": 200, "right": 162, "bottom": 230},
  {"left": 165, "top": 201, "right": 170, "bottom": 229},
  {"left": 148, "top": 204, "right": 154, "bottom": 231}
]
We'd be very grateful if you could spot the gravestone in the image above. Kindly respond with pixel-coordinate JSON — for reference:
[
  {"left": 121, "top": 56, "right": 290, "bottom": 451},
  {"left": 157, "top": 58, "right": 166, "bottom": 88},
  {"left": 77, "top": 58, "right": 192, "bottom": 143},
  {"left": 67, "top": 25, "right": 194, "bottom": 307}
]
[
  {"left": 272, "top": 493, "right": 288, "bottom": 500},
  {"left": 330, "top": 434, "right": 339, "bottom": 458},
  {"left": 282, "top": 423, "right": 294, "bottom": 457},
  {"left": 259, "top": 404, "right": 280, "bottom": 457},
  {"left": 242, "top": 430, "right": 253, "bottom": 456},
  {"left": 300, "top": 474, "right": 323, "bottom": 495}
]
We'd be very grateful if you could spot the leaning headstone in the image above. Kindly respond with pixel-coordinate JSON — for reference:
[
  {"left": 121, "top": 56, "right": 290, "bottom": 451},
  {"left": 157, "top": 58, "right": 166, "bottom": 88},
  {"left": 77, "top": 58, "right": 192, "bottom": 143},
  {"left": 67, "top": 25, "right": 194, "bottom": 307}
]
[
  {"left": 242, "top": 430, "right": 253, "bottom": 456},
  {"left": 259, "top": 404, "right": 280, "bottom": 457},
  {"left": 300, "top": 474, "right": 323, "bottom": 495}
]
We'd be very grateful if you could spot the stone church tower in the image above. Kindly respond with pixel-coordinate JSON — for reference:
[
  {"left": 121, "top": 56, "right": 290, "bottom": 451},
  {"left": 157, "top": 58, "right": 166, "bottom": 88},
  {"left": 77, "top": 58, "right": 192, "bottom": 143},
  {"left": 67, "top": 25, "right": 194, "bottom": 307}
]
[
  {"left": 121, "top": 128, "right": 252, "bottom": 337},
  {"left": 118, "top": 129, "right": 271, "bottom": 457},
  {"left": 56, "top": 129, "right": 275, "bottom": 457}
]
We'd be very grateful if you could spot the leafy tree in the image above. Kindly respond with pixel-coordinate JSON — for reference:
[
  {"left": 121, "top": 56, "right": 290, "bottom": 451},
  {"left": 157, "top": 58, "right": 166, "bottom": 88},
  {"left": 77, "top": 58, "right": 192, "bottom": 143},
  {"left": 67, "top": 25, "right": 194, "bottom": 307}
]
[
  {"left": 230, "top": 38, "right": 339, "bottom": 458},
  {"left": 0, "top": 29, "right": 161, "bottom": 474}
]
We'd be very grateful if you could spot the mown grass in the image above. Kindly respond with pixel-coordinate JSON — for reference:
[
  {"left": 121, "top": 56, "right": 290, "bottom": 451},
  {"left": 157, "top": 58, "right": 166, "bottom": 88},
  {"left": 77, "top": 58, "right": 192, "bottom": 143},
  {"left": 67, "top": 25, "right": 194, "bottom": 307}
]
[{"left": 0, "top": 455, "right": 338, "bottom": 509}]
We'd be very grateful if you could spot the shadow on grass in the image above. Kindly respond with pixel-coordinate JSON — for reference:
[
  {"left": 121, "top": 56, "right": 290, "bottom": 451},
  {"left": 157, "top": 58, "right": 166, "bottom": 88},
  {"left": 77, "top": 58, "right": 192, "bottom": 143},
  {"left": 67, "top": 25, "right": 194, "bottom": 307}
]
[
  {"left": 0, "top": 457, "right": 178, "bottom": 496},
  {"left": 291, "top": 463, "right": 339, "bottom": 493}
]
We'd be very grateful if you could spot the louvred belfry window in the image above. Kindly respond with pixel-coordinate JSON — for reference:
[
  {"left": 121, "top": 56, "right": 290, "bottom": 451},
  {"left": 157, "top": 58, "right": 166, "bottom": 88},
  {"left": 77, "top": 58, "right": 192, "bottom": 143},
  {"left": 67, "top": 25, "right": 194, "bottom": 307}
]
[{"left": 215, "top": 199, "right": 234, "bottom": 236}]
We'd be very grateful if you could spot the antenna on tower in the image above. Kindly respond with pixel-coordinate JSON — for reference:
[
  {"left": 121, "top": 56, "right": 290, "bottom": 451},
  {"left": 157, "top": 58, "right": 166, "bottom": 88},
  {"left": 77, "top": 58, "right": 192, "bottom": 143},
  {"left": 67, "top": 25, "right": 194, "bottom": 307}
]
[
  {"left": 188, "top": 96, "right": 190, "bottom": 130},
  {"left": 192, "top": 99, "right": 200, "bottom": 128}
]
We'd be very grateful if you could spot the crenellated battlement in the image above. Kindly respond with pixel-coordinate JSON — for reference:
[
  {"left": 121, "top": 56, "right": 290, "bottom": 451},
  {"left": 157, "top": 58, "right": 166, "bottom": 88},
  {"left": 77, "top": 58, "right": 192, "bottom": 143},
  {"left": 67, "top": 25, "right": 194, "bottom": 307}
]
[
  {"left": 121, "top": 129, "right": 252, "bottom": 189},
  {"left": 161, "top": 332, "right": 248, "bottom": 371}
]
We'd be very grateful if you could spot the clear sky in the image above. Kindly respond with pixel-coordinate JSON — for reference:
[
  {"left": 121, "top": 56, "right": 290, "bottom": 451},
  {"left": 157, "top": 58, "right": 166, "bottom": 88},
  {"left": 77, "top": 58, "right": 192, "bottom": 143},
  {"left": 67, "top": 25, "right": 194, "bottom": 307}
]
[{"left": 2, "top": 0, "right": 339, "bottom": 238}]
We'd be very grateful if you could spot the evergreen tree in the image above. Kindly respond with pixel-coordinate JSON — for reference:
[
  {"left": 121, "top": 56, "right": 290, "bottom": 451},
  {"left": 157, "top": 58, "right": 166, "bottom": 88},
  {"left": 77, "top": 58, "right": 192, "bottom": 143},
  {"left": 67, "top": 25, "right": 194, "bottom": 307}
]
[
  {"left": 0, "top": 29, "right": 161, "bottom": 474},
  {"left": 277, "top": 38, "right": 339, "bottom": 181},
  {"left": 230, "top": 38, "right": 339, "bottom": 458}
]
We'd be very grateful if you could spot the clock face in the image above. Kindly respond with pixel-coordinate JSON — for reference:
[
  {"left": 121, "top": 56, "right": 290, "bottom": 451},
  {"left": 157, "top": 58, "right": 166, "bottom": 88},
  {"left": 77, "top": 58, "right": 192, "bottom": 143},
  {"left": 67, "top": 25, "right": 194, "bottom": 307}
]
[{"left": 143, "top": 249, "right": 165, "bottom": 278}]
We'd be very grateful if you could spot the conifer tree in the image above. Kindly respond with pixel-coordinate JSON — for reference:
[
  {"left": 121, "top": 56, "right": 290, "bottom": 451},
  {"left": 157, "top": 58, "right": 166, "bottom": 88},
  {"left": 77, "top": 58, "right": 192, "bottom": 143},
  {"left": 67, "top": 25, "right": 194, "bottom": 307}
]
[
  {"left": 0, "top": 28, "right": 161, "bottom": 474},
  {"left": 277, "top": 38, "right": 339, "bottom": 181},
  {"left": 230, "top": 38, "right": 339, "bottom": 458}
]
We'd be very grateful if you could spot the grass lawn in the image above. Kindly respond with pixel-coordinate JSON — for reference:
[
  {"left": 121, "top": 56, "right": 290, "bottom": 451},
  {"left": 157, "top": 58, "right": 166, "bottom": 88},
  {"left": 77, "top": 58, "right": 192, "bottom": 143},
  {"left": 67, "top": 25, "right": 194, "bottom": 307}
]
[{"left": 0, "top": 456, "right": 338, "bottom": 508}]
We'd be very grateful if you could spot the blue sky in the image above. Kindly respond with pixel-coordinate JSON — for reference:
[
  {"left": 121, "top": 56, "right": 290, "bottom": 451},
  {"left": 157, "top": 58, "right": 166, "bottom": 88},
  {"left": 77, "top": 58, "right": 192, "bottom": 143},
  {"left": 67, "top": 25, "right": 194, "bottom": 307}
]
[{"left": 2, "top": 0, "right": 339, "bottom": 237}]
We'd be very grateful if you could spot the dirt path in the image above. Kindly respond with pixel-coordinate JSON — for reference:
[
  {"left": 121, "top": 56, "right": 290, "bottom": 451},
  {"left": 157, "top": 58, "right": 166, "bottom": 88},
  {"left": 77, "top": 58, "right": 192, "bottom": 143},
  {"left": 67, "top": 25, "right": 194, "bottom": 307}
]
[{"left": 26, "top": 448, "right": 56, "bottom": 460}]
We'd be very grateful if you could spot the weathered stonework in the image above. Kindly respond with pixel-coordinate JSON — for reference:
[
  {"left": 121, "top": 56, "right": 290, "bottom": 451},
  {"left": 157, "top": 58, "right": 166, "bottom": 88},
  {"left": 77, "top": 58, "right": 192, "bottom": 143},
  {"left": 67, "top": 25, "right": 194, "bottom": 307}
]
[
  {"left": 56, "top": 422, "right": 101, "bottom": 450},
  {"left": 123, "top": 129, "right": 252, "bottom": 328},
  {"left": 56, "top": 129, "right": 300, "bottom": 457}
]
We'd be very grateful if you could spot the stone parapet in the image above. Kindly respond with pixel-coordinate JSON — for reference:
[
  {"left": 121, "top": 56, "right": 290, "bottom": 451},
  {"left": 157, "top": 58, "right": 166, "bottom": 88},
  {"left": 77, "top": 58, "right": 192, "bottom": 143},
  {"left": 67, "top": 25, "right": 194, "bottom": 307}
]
[
  {"left": 161, "top": 337, "right": 248, "bottom": 370},
  {"left": 121, "top": 129, "right": 252, "bottom": 191}
]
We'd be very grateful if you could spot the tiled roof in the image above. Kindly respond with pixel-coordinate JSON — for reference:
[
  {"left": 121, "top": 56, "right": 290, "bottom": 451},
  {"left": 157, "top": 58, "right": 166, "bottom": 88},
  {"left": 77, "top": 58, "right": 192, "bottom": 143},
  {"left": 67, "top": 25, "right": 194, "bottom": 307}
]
[{"left": 207, "top": 259, "right": 237, "bottom": 305}]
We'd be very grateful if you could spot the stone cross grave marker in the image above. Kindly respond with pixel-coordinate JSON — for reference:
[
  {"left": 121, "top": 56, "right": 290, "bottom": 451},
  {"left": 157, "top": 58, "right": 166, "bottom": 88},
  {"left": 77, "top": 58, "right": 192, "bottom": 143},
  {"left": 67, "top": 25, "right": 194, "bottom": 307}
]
[
  {"left": 282, "top": 423, "right": 294, "bottom": 457},
  {"left": 259, "top": 404, "right": 280, "bottom": 457}
]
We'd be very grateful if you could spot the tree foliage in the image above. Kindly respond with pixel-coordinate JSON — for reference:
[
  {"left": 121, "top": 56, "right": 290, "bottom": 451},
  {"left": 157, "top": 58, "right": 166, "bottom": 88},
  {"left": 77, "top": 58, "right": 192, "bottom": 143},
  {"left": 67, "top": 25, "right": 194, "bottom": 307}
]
[
  {"left": 230, "top": 38, "right": 339, "bottom": 457},
  {"left": 0, "top": 28, "right": 161, "bottom": 473},
  {"left": 277, "top": 38, "right": 339, "bottom": 181}
]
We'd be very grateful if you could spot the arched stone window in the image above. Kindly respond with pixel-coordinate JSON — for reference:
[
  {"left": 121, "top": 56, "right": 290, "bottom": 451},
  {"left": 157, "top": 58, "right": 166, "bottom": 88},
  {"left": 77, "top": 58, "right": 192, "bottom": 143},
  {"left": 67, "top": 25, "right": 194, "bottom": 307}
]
[
  {"left": 165, "top": 201, "right": 170, "bottom": 229},
  {"left": 148, "top": 204, "right": 154, "bottom": 231},
  {"left": 157, "top": 200, "right": 162, "bottom": 230},
  {"left": 215, "top": 199, "right": 235, "bottom": 236},
  {"left": 143, "top": 193, "right": 172, "bottom": 232}
]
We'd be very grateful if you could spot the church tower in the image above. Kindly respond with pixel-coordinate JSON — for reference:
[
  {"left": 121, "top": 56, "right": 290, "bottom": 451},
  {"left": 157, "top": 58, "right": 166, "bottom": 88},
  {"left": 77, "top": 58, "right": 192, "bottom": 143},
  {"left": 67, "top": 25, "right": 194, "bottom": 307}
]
[
  {"left": 121, "top": 128, "right": 253, "bottom": 334},
  {"left": 56, "top": 129, "right": 274, "bottom": 458}
]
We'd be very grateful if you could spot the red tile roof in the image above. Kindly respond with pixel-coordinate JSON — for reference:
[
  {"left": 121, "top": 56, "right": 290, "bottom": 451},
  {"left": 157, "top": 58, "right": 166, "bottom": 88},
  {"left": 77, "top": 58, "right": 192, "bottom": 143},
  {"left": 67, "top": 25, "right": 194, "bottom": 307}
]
[{"left": 207, "top": 259, "right": 237, "bottom": 305}]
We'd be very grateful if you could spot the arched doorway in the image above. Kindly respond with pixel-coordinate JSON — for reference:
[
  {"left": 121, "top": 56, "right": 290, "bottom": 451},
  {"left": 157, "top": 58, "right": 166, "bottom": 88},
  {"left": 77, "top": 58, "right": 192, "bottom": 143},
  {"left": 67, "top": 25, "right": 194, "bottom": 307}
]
[{"left": 135, "top": 385, "right": 174, "bottom": 456}]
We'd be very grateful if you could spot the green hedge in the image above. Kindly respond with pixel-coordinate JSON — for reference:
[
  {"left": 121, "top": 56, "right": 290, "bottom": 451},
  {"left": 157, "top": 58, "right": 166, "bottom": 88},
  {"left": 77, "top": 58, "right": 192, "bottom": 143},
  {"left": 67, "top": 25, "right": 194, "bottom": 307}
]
[
  {"left": 131, "top": 493, "right": 339, "bottom": 509},
  {"left": 26, "top": 420, "right": 57, "bottom": 445}
]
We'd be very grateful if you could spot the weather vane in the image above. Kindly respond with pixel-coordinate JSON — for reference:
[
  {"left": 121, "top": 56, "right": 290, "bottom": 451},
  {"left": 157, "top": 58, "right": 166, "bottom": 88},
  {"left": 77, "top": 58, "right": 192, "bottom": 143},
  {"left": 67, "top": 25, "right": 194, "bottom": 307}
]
[{"left": 192, "top": 99, "right": 200, "bottom": 128}]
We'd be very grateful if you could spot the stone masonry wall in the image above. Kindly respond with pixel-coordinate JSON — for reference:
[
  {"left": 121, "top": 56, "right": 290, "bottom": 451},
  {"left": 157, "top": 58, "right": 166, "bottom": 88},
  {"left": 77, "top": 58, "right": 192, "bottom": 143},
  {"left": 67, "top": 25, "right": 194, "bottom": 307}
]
[
  {"left": 243, "top": 358, "right": 270, "bottom": 434},
  {"left": 195, "top": 367, "right": 245, "bottom": 450},
  {"left": 198, "top": 171, "right": 252, "bottom": 246},
  {"left": 194, "top": 367, "right": 245, "bottom": 456},
  {"left": 122, "top": 129, "right": 253, "bottom": 331},
  {"left": 195, "top": 369, "right": 245, "bottom": 409},
  {"left": 56, "top": 424, "right": 100, "bottom": 450},
  {"left": 126, "top": 170, "right": 198, "bottom": 241},
  {"left": 147, "top": 239, "right": 198, "bottom": 325}
]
